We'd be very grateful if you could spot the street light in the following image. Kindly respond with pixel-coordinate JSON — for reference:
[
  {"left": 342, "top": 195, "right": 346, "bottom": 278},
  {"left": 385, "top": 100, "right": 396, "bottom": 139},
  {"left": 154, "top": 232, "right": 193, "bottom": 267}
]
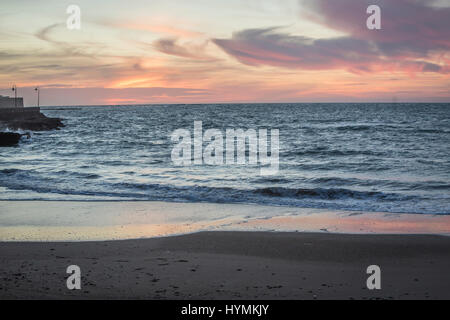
[
  {"left": 35, "top": 87, "right": 40, "bottom": 107},
  {"left": 11, "top": 84, "right": 17, "bottom": 107}
]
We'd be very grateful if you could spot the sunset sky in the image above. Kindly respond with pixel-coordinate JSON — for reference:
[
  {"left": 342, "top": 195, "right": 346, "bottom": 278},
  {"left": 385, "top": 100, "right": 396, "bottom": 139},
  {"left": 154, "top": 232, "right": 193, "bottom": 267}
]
[{"left": 1, "top": 0, "right": 449, "bottom": 106}]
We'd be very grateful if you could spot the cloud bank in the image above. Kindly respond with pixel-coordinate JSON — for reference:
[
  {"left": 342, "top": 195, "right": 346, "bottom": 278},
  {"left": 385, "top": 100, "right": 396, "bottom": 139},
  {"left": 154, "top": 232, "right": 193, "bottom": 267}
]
[{"left": 213, "top": 0, "right": 450, "bottom": 74}]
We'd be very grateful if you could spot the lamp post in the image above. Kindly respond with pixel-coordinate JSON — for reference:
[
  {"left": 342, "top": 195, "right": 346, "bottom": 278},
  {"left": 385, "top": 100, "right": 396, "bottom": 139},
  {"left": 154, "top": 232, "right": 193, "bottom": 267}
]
[
  {"left": 11, "top": 84, "right": 17, "bottom": 107},
  {"left": 35, "top": 87, "right": 40, "bottom": 107}
]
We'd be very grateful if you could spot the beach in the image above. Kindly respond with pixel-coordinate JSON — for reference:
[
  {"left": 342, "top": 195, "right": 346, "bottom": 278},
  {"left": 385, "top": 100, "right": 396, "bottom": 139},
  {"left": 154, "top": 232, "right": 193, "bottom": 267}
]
[
  {"left": 1, "top": 201, "right": 449, "bottom": 300},
  {"left": 2, "top": 0, "right": 450, "bottom": 306},
  {"left": 1, "top": 231, "right": 449, "bottom": 300},
  {"left": 1, "top": 201, "right": 450, "bottom": 241}
]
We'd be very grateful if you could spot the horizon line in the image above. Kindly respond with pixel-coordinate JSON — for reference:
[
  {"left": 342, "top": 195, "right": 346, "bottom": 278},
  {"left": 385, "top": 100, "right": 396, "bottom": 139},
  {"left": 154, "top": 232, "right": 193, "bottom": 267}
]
[{"left": 33, "top": 101, "right": 450, "bottom": 108}]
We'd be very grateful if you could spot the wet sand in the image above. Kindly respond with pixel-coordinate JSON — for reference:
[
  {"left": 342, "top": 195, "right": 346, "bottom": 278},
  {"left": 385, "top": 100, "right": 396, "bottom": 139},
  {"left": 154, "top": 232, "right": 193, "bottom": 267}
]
[
  {"left": 1, "top": 231, "right": 449, "bottom": 300},
  {"left": 1, "top": 201, "right": 449, "bottom": 241}
]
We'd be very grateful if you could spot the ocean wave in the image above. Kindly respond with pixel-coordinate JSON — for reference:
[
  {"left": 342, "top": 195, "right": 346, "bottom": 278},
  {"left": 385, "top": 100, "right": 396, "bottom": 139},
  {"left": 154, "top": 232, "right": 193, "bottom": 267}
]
[
  {"left": 416, "top": 129, "right": 450, "bottom": 134},
  {"left": 253, "top": 187, "right": 409, "bottom": 201},
  {"left": 1, "top": 169, "right": 430, "bottom": 212},
  {"left": 335, "top": 125, "right": 371, "bottom": 131},
  {"left": 285, "top": 148, "right": 385, "bottom": 157},
  {"left": 0, "top": 168, "right": 21, "bottom": 174}
]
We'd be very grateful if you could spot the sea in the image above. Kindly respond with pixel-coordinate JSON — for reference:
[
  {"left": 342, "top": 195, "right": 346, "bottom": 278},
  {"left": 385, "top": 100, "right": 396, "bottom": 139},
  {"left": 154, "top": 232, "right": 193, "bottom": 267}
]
[{"left": 1, "top": 103, "right": 449, "bottom": 215}]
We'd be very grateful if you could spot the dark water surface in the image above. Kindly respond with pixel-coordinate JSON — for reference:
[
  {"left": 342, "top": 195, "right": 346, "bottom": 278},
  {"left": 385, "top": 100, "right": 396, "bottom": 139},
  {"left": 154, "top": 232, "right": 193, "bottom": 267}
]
[{"left": 1, "top": 103, "right": 449, "bottom": 214}]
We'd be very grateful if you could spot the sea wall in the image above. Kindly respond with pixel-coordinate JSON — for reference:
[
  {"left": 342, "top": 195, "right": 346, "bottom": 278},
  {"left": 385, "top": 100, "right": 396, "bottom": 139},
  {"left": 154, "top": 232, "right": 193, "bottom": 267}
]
[
  {"left": 0, "top": 97, "right": 24, "bottom": 108},
  {"left": 0, "top": 107, "right": 41, "bottom": 121}
]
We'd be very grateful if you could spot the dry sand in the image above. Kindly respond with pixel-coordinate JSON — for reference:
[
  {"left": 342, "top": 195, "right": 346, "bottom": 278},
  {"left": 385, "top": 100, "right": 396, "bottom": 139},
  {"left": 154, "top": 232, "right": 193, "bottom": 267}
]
[{"left": 1, "top": 231, "right": 449, "bottom": 300}]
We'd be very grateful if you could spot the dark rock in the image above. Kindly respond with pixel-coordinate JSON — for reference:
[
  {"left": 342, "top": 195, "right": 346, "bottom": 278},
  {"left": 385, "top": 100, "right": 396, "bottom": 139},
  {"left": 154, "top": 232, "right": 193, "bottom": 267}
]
[
  {"left": 3, "top": 114, "right": 64, "bottom": 131},
  {"left": 0, "top": 107, "right": 64, "bottom": 131},
  {"left": 0, "top": 132, "right": 31, "bottom": 147},
  {"left": 0, "top": 132, "right": 22, "bottom": 147}
]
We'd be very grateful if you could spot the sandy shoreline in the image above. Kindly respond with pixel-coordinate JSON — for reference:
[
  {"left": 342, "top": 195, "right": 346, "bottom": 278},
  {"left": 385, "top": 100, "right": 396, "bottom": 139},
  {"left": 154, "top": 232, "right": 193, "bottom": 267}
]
[
  {"left": 1, "top": 231, "right": 449, "bottom": 300},
  {"left": 1, "top": 201, "right": 449, "bottom": 241}
]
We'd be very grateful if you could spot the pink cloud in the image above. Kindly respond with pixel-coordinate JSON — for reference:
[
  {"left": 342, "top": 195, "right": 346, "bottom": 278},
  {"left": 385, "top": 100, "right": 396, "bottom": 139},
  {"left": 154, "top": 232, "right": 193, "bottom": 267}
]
[
  {"left": 213, "top": 0, "right": 450, "bottom": 75},
  {"left": 301, "top": 0, "right": 450, "bottom": 56}
]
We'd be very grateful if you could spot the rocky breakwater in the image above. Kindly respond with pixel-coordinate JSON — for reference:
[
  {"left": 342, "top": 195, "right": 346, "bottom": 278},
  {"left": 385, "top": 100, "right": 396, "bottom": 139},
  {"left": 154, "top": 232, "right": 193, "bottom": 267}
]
[
  {"left": 0, "top": 107, "right": 64, "bottom": 146},
  {"left": 0, "top": 107, "right": 64, "bottom": 131}
]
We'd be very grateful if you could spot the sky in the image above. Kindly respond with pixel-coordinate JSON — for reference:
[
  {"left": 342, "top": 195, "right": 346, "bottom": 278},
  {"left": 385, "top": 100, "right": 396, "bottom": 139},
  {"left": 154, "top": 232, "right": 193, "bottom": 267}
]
[{"left": 0, "top": 0, "right": 449, "bottom": 106}]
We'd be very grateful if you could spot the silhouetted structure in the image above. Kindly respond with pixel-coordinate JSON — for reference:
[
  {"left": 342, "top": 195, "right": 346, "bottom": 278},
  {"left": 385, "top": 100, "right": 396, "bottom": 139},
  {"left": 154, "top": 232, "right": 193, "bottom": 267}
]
[{"left": 0, "top": 95, "right": 24, "bottom": 108}]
